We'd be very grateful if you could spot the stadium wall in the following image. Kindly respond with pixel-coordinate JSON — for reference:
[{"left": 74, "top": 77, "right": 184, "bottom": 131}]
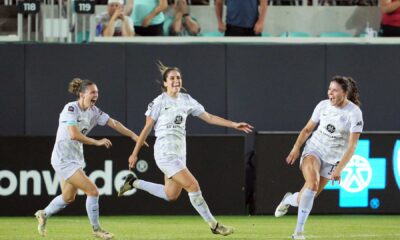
[{"left": 0, "top": 43, "right": 399, "bottom": 136}]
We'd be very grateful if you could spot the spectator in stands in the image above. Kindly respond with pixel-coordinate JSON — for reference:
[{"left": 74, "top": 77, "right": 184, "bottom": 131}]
[
  {"left": 379, "top": 0, "right": 400, "bottom": 36},
  {"left": 215, "top": 0, "right": 268, "bottom": 36},
  {"left": 125, "top": 0, "right": 168, "bottom": 36},
  {"left": 96, "top": 0, "right": 134, "bottom": 37},
  {"left": 166, "top": 0, "right": 201, "bottom": 36}
]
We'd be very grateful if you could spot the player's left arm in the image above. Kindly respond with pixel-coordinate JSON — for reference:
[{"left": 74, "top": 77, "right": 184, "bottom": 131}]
[
  {"left": 331, "top": 132, "right": 361, "bottom": 183},
  {"left": 198, "top": 112, "right": 253, "bottom": 133},
  {"left": 106, "top": 118, "right": 148, "bottom": 146}
]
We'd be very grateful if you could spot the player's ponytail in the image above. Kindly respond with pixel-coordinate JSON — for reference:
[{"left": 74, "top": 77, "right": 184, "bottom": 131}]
[{"left": 68, "top": 78, "right": 95, "bottom": 97}]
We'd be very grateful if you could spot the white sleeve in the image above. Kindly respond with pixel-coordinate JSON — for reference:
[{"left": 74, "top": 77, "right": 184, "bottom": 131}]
[
  {"left": 350, "top": 108, "right": 363, "bottom": 133},
  {"left": 145, "top": 97, "right": 162, "bottom": 121},
  {"left": 96, "top": 108, "right": 110, "bottom": 126},
  {"left": 310, "top": 101, "right": 325, "bottom": 123},
  {"left": 60, "top": 104, "right": 79, "bottom": 126},
  {"left": 187, "top": 95, "right": 205, "bottom": 117}
]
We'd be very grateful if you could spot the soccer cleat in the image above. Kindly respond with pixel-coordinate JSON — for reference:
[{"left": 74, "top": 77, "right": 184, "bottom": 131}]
[
  {"left": 34, "top": 209, "right": 47, "bottom": 236},
  {"left": 211, "top": 222, "right": 234, "bottom": 236},
  {"left": 93, "top": 226, "right": 114, "bottom": 240},
  {"left": 118, "top": 173, "right": 137, "bottom": 197},
  {"left": 274, "top": 192, "right": 292, "bottom": 217},
  {"left": 292, "top": 231, "right": 306, "bottom": 240}
]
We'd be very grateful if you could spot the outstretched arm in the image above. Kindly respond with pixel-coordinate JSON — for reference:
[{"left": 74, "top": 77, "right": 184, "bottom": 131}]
[
  {"left": 128, "top": 116, "right": 155, "bottom": 169},
  {"left": 198, "top": 112, "right": 253, "bottom": 133},
  {"left": 286, "top": 119, "right": 317, "bottom": 165},
  {"left": 106, "top": 118, "right": 146, "bottom": 146}
]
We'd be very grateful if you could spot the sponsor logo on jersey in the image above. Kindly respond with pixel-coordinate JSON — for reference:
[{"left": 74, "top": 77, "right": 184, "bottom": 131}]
[
  {"left": 326, "top": 124, "right": 336, "bottom": 133},
  {"left": 68, "top": 106, "right": 74, "bottom": 112},
  {"left": 174, "top": 115, "right": 183, "bottom": 124}
]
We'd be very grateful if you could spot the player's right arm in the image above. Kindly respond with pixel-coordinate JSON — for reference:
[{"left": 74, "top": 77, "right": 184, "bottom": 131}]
[
  {"left": 286, "top": 120, "right": 317, "bottom": 165},
  {"left": 128, "top": 116, "right": 155, "bottom": 169},
  {"left": 68, "top": 125, "right": 112, "bottom": 148}
]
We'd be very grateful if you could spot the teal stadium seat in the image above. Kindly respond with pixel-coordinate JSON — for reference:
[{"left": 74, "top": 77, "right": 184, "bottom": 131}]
[
  {"left": 200, "top": 31, "right": 224, "bottom": 37},
  {"left": 261, "top": 32, "right": 272, "bottom": 37},
  {"left": 279, "top": 32, "right": 311, "bottom": 37},
  {"left": 319, "top": 32, "right": 353, "bottom": 37},
  {"left": 77, "top": 31, "right": 90, "bottom": 43}
]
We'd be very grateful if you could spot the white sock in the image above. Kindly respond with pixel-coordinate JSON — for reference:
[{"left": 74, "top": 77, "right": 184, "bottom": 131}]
[
  {"left": 86, "top": 196, "right": 100, "bottom": 229},
  {"left": 295, "top": 188, "right": 316, "bottom": 233},
  {"left": 135, "top": 180, "right": 169, "bottom": 201},
  {"left": 44, "top": 195, "right": 68, "bottom": 217},
  {"left": 188, "top": 191, "right": 217, "bottom": 228},
  {"left": 283, "top": 192, "right": 299, "bottom": 207}
]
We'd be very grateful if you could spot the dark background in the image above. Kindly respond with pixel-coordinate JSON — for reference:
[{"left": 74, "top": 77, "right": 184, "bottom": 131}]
[{"left": 1, "top": 43, "right": 399, "bottom": 137}]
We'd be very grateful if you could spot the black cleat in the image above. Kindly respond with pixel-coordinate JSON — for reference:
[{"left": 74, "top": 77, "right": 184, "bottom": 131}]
[{"left": 118, "top": 173, "right": 137, "bottom": 197}]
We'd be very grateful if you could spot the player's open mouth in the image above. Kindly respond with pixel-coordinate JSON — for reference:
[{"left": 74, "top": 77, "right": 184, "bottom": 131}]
[{"left": 91, "top": 99, "right": 97, "bottom": 104}]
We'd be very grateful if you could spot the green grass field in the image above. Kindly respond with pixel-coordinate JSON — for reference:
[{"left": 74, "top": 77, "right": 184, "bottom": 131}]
[{"left": 1, "top": 215, "right": 399, "bottom": 240}]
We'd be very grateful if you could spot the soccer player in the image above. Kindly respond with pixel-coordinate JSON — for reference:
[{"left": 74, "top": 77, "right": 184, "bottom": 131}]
[
  {"left": 274, "top": 76, "right": 363, "bottom": 240},
  {"left": 118, "top": 63, "right": 253, "bottom": 236},
  {"left": 35, "top": 78, "right": 143, "bottom": 240}
]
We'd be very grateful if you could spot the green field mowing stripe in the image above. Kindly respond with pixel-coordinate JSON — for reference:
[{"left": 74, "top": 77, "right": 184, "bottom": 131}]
[{"left": 0, "top": 215, "right": 399, "bottom": 240}]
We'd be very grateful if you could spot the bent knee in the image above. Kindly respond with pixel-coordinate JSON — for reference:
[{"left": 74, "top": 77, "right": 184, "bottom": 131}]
[
  {"left": 186, "top": 180, "right": 200, "bottom": 192},
  {"left": 86, "top": 188, "right": 99, "bottom": 197},
  {"left": 305, "top": 179, "right": 319, "bottom": 191},
  {"left": 63, "top": 196, "right": 76, "bottom": 204},
  {"left": 166, "top": 193, "right": 180, "bottom": 202}
]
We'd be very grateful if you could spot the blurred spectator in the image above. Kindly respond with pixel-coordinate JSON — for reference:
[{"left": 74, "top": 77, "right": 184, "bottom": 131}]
[
  {"left": 379, "top": 0, "right": 400, "bottom": 36},
  {"left": 96, "top": 0, "right": 134, "bottom": 36},
  {"left": 126, "top": 0, "right": 168, "bottom": 36},
  {"left": 215, "top": 0, "right": 268, "bottom": 36},
  {"left": 165, "top": 0, "right": 201, "bottom": 36}
]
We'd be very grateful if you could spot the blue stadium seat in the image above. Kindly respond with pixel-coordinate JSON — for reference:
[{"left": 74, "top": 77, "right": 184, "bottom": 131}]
[
  {"left": 200, "top": 31, "right": 224, "bottom": 37},
  {"left": 261, "top": 32, "right": 273, "bottom": 37},
  {"left": 319, "top": 32, "right": 353, "bottom": 37},
  {"left": 279, "top": 31, "right": 311, "bottom": 37}
]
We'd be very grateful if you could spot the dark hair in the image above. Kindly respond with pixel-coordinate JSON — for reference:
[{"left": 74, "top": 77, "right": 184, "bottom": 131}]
[
  {"left": 157, "top": 61, "right": 186, "bottom": 92},
  {"left": 68, "top": 78, "right": 95, "bottom": 97},
  {"left": 331, "top": 76, "right": 361, "bottom": 106}
]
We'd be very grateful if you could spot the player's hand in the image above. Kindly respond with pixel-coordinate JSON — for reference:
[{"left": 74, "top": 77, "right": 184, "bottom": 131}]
[
  {"left": 232, "top": 122, "right": 254, "bottom": 133},
  {"left": 128, "top": 154, "right": 138, "bottom": 170},
  {"left": 96, "top": 138, "right": 112, "bottom": 149},
  {"left": 286, "top": 147, "right": 300, "bottom": 165},
  {"left": 330, "top": 169, "right": 342, "bottom": 185},
  {"left": 131, "top": 135, "right": 149, "bottom": 147}
]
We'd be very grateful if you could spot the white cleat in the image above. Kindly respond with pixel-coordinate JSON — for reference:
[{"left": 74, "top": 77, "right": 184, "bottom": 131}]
[
  {"left": 211, "top": 222, "right": 234, "bottom": 236},
  {"left": 274, "top": 192, "right": 292, "bottom": 217},
  {"left": 93, "top": 226, "right": 114, "bottom": 240},
  {"left": 292, "top": 232, "right": 306, "bottom": 240},
  {"left": 34, "top": 210, "right": 47, "bottom": 236}
]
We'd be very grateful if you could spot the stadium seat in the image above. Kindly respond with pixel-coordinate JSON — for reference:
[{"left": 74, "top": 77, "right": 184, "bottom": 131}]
[
  {"left": 319, "top": 32, "right": 353, "bottom": 37},
  {"left": 77, "top": 31, "right": 90, "bottom": 43},
  {"left": 279, "top": 31, "right": 311, "bottom": 37},
  {"left": 261, "top": 32, "right": 273, "bottom": 37},
  {"left": 200, "top": 31, "right": 224, "bottom": 37}
]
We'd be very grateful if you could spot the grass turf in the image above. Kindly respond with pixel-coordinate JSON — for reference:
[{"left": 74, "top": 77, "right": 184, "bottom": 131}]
[{"left": 0, "top": 215, "right": 399, "bottom": 240}]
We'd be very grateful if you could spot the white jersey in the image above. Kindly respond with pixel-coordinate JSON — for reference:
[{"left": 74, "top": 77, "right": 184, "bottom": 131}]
[
  {"left": 146, "top": 92, "right": 205, "bottom": 158},
  {"left": 305, "top": 100, "right": 363, "bottom": 164},
  {"left": 51, "top": 101, "right": 110, "bottom": 166}
]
